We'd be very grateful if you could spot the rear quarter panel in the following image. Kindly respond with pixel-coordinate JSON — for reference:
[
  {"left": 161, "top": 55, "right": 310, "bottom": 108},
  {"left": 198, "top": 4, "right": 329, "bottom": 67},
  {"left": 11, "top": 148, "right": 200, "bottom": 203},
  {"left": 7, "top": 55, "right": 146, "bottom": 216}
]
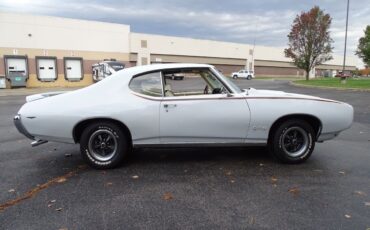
[{"left": 19, "top": 74, "right": 160, "bottom": 144}]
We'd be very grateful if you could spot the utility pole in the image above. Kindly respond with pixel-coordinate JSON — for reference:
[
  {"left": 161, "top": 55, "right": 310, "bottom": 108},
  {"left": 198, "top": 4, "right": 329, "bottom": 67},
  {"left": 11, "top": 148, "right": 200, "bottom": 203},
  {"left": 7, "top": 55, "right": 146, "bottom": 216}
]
[
  {"left": 251, "top": 37, "right": 255, "bottom": 72},
  {"left": 341, "top": 0, "right": 350, "bottom": 83}
]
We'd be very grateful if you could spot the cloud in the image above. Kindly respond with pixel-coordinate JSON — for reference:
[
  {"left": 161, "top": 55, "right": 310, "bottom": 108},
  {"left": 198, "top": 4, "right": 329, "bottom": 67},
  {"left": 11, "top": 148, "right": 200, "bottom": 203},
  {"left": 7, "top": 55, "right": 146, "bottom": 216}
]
[{"left": 0, "top": 0, "right": 368, "bottom": 67}]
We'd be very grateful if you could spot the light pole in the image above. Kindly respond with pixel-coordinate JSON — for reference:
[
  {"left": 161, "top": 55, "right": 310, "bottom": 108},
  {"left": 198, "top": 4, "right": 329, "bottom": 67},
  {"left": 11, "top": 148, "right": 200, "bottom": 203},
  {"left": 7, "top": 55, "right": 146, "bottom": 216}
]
[{"left": 341, "top": 0, "right": 350, "bottom": 83}]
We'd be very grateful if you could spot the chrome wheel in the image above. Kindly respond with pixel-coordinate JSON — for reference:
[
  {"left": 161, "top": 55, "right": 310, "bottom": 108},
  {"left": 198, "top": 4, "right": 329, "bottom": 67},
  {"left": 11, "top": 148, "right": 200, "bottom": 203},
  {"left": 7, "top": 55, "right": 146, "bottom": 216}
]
[
  {"left": 281, "top": 126, "right": 309, "bottom": 157},
  {"left": 88, "top": 129, "right": 118, "bottom": 161}
]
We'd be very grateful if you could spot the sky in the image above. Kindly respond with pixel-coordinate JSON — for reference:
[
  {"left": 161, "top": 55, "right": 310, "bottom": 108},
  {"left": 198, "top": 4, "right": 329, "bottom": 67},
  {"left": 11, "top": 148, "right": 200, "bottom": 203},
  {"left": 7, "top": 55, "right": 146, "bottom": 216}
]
[{"left": 0, "top": 0, "right": 369, "bottom": 67}]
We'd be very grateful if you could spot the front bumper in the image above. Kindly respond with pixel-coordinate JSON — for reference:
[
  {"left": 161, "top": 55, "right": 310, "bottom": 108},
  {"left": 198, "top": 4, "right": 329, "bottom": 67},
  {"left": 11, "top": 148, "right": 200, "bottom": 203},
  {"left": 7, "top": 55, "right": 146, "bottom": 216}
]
[{"left": 14, "top": 114, "right": 34, "bottom": 140}]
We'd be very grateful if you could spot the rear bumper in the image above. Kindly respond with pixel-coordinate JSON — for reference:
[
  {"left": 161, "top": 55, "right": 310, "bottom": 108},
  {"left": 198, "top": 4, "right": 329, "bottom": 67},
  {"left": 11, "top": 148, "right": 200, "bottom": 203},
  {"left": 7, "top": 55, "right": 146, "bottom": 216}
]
[{"left": 14, "top": 114, "right": 34, "bottom": 140}]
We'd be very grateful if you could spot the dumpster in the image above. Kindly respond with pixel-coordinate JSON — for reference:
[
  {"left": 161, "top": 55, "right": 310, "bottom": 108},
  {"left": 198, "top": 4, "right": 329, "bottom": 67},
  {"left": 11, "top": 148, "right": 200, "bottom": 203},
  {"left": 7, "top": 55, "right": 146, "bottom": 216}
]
[
  {"left": 0, "top": 75, "right": 6, "bottom": 89},
  {"left": 7, "top": 72, "right": 27, "bottom": 88}
]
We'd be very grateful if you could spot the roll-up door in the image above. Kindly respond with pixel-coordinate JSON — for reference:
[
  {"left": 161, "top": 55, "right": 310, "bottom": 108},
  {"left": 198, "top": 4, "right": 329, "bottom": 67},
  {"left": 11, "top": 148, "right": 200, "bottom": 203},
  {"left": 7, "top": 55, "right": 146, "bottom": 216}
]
[
  {"left": 37, "top": 57, "right": 57, "bottom": 81},
  {"left": 65, "top": 58, "right": 83, "bottom": 81},
  {"left": 6, "top": 57, "right": 27, "bottom": 76}
]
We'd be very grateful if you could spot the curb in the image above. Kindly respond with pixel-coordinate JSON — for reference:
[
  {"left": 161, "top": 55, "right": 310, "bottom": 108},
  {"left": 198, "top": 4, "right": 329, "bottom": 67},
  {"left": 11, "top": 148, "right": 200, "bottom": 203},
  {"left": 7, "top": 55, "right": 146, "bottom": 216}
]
[{"left": 289, "top": 81, "right": 370, "bottom": 92}]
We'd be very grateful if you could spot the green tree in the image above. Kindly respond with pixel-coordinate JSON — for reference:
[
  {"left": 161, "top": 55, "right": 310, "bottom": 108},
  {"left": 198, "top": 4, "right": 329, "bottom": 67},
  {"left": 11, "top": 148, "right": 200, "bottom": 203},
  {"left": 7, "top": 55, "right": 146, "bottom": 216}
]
[
  {"left": 356, "top": 25, "right": 370, "bottom": 67},
  {"left": 285, "top": 6, "right": 333, "bottom": 80}
]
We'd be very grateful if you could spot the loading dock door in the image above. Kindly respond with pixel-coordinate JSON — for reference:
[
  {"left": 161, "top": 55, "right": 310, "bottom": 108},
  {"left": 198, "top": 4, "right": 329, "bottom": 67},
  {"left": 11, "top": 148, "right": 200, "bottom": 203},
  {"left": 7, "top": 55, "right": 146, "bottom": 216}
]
[
  {"left": 7, "top": 58, "right": 27, "bottom": 76},
  {"left": 65, "top": 59, "right": 83, "bottom": 81},
  {"left": 37, "top": 58, "right": 57, "bottom": 81}
]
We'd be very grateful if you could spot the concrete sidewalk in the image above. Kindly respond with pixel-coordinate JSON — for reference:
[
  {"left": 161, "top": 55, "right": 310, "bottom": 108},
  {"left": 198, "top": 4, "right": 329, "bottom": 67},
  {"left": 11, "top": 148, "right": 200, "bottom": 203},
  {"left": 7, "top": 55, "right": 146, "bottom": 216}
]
[{"left": 0, "top": 87, "right": 82, "bottom": 97}]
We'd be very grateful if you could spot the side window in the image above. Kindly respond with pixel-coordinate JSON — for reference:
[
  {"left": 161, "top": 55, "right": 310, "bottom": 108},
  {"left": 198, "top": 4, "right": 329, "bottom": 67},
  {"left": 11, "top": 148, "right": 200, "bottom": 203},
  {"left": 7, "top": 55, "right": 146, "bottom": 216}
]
[
  {"left": 162, "top": 68, "right": 227, "bottom": 97},
  {"left": 129, "top": 72, "right": 163, "bottom": 97}
]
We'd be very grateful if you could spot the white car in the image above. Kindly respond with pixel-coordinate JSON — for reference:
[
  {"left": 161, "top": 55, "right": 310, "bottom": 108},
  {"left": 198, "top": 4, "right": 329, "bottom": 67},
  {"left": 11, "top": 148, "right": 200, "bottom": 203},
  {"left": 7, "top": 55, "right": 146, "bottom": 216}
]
[
  {"left": 14, "top": 63, "right": 353, "bottom": 169},
  {"left": 232, "top": 70, "right": 255, "bottom": 80}
]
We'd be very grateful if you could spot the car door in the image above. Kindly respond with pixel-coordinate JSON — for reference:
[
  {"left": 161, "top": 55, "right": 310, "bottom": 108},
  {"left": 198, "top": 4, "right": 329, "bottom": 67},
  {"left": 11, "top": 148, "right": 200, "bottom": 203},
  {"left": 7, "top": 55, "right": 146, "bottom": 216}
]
[
  {"left": 242, "top": 70, "right": 248, "bottom": 78},
  {"left": 127, "top": 71, "right": 163, "bottom": 145},
  {"left": 159, "top": 68, "right": 251, "bottom": 144},
  {"left": 239, "top": 70, "right": 245, "bottom": 78}
]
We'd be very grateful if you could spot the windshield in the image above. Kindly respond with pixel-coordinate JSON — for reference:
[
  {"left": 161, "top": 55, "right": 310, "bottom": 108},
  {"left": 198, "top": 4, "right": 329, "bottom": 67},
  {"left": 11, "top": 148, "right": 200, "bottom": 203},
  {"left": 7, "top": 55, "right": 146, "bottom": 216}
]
[{"left": 212, "top": 68, "right": 242, "bottom": 94}]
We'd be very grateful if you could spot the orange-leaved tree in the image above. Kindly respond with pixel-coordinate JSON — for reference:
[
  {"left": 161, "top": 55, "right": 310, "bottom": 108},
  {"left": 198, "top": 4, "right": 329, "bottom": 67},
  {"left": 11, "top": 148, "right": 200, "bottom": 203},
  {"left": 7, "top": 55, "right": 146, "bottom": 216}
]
[{"left": 285, "top": 6, "right": 333, "bottom": 80}]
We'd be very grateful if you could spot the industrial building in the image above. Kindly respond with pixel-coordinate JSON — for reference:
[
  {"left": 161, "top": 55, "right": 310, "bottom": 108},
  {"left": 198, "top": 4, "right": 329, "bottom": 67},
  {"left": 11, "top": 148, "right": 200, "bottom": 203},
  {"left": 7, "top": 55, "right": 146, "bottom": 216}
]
[{"left": 0, "top": 12, "right": 357, "bottom": 88}]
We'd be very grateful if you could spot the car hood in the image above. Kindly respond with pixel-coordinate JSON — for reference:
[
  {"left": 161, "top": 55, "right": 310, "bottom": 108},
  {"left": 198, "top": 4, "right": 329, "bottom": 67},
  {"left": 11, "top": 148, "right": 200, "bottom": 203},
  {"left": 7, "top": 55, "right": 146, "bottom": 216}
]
[{"left": 244, "top": 88, "right": 340, "bottom": 102}]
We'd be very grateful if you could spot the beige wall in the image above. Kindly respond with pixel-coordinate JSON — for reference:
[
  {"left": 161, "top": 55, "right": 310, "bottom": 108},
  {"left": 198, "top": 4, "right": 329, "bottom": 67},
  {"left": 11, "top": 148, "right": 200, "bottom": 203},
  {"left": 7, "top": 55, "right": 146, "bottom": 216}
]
[
  {"left": 0, "top": 12, "right": 130, "bottom": 53},
  {"left": 148, "top": 54, "right": 246, "bottom": 75},
  {"left": 131, "top": 33, "right": 253, "bottom": 60},
  {"left": 131, "top": 32, "right": 357, "bottom": 69},
  {"left": 255, "top": 66, "right": 305, "bottom": 77},
  {"left": 150, "top": 54, "right": 246, "bottom": 65},
  {"left": 0, "top": 57, "right": 4, "bottom": 75}
]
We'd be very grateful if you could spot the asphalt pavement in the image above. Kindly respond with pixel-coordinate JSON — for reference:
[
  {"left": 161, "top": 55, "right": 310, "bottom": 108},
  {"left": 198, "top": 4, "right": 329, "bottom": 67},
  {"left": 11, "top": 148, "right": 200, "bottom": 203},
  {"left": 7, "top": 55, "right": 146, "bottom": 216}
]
[{"left": 0, "top": 79, "right": 369, "bottom": 229}]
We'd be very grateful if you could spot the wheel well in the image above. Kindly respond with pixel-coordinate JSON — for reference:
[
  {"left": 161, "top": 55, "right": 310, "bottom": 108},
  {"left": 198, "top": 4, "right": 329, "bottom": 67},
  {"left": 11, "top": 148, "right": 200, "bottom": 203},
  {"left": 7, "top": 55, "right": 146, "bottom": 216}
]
[
  {"left": 268, "top": 114, "right": 322, "bottom": 142},
  {"left": 73, "top": 118, "right": 132, "bottom": 145}
]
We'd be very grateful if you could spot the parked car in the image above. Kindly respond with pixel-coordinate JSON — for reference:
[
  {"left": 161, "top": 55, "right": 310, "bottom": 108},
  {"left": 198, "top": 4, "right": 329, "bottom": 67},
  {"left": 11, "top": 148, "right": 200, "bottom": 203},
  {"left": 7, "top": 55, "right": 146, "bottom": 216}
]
[
  {"left": 232, "top": 70, "right": 254, "bottom": 80},
  {"left": 14, "top": 63, "right": 353, "bottom": 169},
  {"left": 334, "top": 71, "right": 351, "bottom": 79}
]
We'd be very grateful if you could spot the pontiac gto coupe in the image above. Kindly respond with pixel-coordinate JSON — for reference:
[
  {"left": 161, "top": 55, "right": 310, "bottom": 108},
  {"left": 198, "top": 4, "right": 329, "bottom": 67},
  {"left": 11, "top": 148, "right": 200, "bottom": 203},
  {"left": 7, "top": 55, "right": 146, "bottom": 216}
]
[{"left": 14, "top": 64, "right": 353, "bottom": 169}]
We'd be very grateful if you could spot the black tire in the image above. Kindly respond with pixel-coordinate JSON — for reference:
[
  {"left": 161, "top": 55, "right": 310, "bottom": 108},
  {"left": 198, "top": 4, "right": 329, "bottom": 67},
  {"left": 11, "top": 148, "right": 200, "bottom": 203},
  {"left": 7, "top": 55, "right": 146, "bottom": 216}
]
[
  {"left": 233, "top": 75, "right": 238, "bottom": 79},
  {"left": 80, "top": 122, "right": 129, "bottom": 169},
  {"left": 269, "top": 119, "right": 315, "bottom": 164}
]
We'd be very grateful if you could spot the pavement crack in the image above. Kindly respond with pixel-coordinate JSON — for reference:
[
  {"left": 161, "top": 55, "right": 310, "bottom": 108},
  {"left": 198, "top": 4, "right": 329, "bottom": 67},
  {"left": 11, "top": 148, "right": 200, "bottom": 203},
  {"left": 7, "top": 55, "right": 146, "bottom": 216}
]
[{"left": 0, "top": 166, "right": 86, "bottom": 212}]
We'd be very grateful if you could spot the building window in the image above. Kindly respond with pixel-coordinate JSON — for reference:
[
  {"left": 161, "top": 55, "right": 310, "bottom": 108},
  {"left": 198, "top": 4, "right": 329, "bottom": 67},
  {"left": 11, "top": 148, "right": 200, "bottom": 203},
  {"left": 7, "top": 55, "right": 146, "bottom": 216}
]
[
  {"left": 141, "top": 57, "right": 148, "bottom": 65},
  {"left": 141, "top": 40, "right": 147, "bottom": 48},
  {"left": 36, "top": 56, "right": 57, "bottom": 81},
  {"left": 64, "top": 57, "right": 83, "bottom": 81}
]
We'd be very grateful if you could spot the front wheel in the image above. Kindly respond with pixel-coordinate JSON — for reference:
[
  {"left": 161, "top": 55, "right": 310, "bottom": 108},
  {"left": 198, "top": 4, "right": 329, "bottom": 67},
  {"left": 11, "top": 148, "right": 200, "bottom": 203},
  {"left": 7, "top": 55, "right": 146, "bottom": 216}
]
[
  {"left": 80, "top": 122, "right": 129, "bottom": 169},
  {"left": 247, "top": 75, "right": 252, "bottom": 80},
  {"left": 232, "top": 75, "right": 238, "bottom": 79},
  {"left": 269, "top": 119, "right": 315, "bottom": 164}
]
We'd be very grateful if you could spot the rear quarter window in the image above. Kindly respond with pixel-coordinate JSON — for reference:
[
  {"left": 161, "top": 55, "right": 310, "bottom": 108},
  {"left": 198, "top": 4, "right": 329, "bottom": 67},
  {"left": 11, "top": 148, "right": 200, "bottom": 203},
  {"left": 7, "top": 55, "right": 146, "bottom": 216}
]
[{"left": 129, "top": 72, "right": 163, "bottom": 97}]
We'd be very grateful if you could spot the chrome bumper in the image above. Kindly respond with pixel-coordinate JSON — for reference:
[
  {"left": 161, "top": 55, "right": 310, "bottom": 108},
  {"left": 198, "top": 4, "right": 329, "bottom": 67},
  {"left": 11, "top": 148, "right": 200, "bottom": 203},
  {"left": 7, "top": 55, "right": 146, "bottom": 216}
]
[{"left": 13, "top": 114, "right": 34, "bottom": 140}]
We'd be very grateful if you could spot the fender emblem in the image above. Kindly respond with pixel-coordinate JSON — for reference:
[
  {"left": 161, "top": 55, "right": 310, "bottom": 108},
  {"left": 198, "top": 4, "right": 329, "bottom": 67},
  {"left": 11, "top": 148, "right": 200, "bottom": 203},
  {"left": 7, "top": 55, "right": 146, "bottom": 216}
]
[{"left": 253, "top": 126, "right": 267, "bottom": 131}]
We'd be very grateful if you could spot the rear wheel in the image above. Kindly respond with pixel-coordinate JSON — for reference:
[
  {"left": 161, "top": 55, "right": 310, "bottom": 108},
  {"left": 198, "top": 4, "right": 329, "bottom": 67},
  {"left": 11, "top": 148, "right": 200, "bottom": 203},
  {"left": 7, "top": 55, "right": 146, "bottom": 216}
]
[
  {"left": 247, "top": 75, "right": 252, "bottom": 80},
  {"left": 233, "top": 75, "right": 238, "bottom": 79},
  {"left": 269, "top": 119, "right": 315, "bottom": 164},
  {"left": 80, "top": 122, "right": 129, "bottom": 169}
]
